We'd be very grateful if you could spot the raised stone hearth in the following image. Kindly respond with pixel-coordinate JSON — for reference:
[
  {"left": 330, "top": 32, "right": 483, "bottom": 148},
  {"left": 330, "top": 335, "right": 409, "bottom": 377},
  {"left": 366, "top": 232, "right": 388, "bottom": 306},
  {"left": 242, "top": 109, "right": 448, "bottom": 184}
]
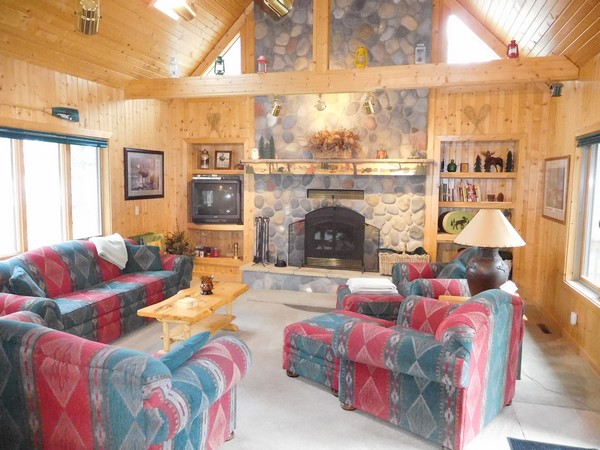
[{"left": 241, "top": 263, "right": 390, "bottom": 294}]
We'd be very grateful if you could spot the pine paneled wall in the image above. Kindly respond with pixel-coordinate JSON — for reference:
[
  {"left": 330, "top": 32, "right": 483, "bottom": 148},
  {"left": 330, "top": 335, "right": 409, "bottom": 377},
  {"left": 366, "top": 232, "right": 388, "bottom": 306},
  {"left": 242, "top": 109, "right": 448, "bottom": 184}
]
[
  {"left": 0, "top": 56, "right": 178, "bottom": 240},
  {"left": 540, "top": 53, "right": 600, "bottom": 372}
]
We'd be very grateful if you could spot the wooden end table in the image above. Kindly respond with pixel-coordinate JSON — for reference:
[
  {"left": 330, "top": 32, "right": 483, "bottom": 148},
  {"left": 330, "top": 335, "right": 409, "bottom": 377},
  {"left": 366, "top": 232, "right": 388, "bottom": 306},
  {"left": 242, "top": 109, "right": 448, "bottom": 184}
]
[{"left": 137, "top": 281, "right": 249, "bottom": 352}]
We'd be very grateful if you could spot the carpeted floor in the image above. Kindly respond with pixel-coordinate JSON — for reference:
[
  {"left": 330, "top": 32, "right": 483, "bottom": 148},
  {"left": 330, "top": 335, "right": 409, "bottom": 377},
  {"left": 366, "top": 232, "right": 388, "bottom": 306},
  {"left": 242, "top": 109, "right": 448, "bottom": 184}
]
[{"left": 115, "top": 289, "right": 600, "bottom": 450}]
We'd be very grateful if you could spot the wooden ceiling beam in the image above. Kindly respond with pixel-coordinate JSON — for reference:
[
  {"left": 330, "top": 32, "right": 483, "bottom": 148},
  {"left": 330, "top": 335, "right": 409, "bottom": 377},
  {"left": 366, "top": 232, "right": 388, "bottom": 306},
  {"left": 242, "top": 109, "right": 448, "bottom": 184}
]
[{"left": 124, "top": 55, "right": 579, "bottom": 100}]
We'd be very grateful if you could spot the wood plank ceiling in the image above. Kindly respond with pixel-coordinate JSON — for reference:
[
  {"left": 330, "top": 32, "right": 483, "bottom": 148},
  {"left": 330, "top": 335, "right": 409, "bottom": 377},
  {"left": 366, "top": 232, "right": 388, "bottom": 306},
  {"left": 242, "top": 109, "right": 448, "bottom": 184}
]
[{"left": 0, "top": 0, "right": 598, "bottom": 90}]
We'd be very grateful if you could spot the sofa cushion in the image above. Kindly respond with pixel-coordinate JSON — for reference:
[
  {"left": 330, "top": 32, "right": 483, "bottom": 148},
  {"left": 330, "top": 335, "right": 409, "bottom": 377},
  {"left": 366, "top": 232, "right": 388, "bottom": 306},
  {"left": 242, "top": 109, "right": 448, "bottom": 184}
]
[
  {"left": 160, "top": 331, "right": 211, "bottom": 371},
  {"left": 9, "top": 267, "right": 46, "bottom": 297},
  {"left": 437, "top": 261, "right": 467, "bottom": 279},
  {"left": 124, "top": 245, "right": 164, "bottom": 273}
]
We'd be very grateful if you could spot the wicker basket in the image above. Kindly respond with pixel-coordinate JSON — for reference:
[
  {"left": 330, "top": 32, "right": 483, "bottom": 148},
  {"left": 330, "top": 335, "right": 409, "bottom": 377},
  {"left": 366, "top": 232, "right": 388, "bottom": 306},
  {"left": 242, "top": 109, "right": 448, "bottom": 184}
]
[{"left": 379, "top": 252, "right": 430, "bottom": 276}]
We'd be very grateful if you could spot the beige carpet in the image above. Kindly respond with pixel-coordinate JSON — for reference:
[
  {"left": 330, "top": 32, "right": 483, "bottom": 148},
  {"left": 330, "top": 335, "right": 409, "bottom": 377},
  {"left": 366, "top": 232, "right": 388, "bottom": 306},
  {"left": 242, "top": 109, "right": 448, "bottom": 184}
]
[{"left": 114, "top": 290, "right": 600, "bottom": 450}]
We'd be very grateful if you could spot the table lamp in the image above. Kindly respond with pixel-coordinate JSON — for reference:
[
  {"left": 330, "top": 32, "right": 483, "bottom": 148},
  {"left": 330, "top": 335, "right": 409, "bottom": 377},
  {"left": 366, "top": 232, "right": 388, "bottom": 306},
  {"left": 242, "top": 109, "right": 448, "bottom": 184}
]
[{"left": 453, "top": 209, "right": 525, "bottom": 295}]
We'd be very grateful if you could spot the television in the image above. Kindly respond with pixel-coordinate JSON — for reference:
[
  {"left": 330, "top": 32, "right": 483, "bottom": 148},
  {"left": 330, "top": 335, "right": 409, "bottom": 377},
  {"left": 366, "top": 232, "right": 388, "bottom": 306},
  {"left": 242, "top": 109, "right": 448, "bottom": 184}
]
[{"left": 191, "top": 176, "right": 243, "bottom": 224}]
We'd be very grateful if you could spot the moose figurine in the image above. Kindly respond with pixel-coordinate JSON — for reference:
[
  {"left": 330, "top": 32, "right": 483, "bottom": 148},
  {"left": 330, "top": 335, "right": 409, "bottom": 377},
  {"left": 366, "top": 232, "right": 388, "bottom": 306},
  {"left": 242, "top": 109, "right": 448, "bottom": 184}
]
[{"left": 483, "top": 151, "right": 504, "bottom": 172}]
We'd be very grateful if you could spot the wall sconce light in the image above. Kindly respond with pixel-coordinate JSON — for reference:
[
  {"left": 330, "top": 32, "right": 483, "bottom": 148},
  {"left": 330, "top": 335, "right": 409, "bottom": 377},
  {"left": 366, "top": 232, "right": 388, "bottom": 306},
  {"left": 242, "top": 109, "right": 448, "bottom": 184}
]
[
  {"left": 214, "top": 56, "right": 225, "bottom": 75},
  {"left": 152, "top": 0, "right": 196, "bottom": 21},
  {"left": 315, "top": 94, "right": 326, "bottom": 111},
  {"left": 270, "top": 97, "right": 282, "bottom": 117},
  {"left": 76, "top": 0, "right": 101, "bottom": 35},
  {"left": 264, "top": 0, "right": 294, "bottom": 17},
  {"left": 354, "top": 46, "right": 369, "bottom": 68},
  {"left": 257, "top": 55, "right": 268, "bottom": 73},
  {"left": 363, "top": 94, "right": 375, "bottom": 114},
  {"left": 550, "top": 83, "right": 564, "bottom": 97}
]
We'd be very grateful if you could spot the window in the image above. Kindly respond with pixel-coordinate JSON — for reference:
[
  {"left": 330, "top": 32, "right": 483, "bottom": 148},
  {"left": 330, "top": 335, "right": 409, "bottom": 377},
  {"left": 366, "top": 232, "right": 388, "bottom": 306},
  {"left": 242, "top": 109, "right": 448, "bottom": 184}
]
[
  {"left": 572, "top": 138, "right": 600, "bottom": 301},
  {"left": 203, "top": 35, "right": 241, "bottom": 77},
  {"left": 446, "top": 15, "right": 500, "bottom": 64},
  {"left": 0, "top": 131, "right": 105, "bottom": 256}
]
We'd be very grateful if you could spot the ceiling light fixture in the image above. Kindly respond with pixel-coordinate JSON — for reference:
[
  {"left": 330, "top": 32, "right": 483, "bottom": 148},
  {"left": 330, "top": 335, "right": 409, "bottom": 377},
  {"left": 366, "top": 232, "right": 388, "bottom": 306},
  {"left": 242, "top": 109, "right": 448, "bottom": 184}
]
[
  {"left": 264, "top": 0, "right": 294, "bottom": 18},
  {"left": 76, "top": 0, "right": 101, "bottom": 35},
  {"left": 152, "top": 0, "right": 196, "bottom": 21}
]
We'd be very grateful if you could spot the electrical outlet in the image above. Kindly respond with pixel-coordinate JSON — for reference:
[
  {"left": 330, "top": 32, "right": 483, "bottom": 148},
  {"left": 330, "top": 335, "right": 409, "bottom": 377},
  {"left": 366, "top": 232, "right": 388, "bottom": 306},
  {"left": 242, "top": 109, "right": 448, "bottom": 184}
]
[{"left": 570, "top": 311, "right": 578, "bottom": 326}]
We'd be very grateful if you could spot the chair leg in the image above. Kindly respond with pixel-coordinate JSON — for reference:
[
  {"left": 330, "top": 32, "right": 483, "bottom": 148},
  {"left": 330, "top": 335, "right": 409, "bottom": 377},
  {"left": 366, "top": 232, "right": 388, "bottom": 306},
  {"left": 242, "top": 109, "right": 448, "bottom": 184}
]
[
  {"left": 225, "top": 431, "right": 235, "bottom": 442},
  {"left": 286, "top": 369, "right": 299, "bottom": 378},
  {"left": 341, "top": 402, "right": 356, "bottom": 411}
]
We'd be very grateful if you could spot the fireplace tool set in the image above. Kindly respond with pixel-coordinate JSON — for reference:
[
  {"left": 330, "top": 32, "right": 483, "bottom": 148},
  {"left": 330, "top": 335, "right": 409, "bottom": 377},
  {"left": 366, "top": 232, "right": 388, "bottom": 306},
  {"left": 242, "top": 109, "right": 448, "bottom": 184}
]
[{"left": 253, "top": 216, "right": 270, "bottom": 264}]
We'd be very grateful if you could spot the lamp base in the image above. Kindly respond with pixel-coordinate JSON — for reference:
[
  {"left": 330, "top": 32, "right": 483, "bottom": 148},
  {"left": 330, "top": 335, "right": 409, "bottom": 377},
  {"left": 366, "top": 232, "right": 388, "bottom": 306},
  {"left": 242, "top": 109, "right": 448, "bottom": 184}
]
[{"left": 465, "top": 247, "right": 510, "bottom": 295}]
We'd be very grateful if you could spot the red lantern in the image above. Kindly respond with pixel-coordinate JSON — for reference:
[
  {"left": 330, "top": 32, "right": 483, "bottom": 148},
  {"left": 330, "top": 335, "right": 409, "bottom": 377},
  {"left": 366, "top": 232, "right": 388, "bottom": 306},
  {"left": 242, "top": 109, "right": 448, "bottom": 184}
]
[
  {"left": 507, "top": 40, "right": 519, "bottom": 58},
  {"left": 257, "top": 55, "right": 268, "bottom": 73}
]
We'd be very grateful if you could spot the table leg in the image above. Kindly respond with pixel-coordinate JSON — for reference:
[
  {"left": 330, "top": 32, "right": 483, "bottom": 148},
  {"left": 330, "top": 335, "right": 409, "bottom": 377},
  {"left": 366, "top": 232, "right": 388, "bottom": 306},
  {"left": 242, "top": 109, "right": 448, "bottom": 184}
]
[
  {"left": 223, "top": 302, "right": 239, "bottom": 331},
  {"left": 162, "top": 322, "right": 171, "bottom": 353}
]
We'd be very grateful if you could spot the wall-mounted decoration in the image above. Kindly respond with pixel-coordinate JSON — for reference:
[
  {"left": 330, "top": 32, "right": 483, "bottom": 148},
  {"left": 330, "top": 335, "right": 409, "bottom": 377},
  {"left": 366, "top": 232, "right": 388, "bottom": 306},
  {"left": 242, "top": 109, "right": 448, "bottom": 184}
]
[
  {"left": 354, "top": 46, "right": 369, "bottom": 68},
  {"left": 206, "top": 112, "right": 222, "bottom": 137},
  {"left": 543, "top": 156, "right": 570, "bottom": 223},
  {"left": 214, "top": 56, "right": 225, "bottom": 75},
  {"left": 415, "top": 43, "right": 426, "bottom": 64},
  {"left": 124, "top": 148, "right": 164, "bottom": 200},
  {"left": 464, "top": 104, "right": 491, "bottom": 133},
  {"left": 215, "top": 150, "right": 232, "bottom": 169},
  {"left": 507, "top": 40, "right": 519, "bottom": 58}
]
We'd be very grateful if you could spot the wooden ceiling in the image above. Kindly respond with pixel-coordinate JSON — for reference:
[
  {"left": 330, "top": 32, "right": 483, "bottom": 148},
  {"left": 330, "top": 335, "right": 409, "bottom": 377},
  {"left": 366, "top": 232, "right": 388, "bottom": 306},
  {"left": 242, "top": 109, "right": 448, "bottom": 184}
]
[{"left": 0, "top": 0, "right": 598, "bottom": 90}]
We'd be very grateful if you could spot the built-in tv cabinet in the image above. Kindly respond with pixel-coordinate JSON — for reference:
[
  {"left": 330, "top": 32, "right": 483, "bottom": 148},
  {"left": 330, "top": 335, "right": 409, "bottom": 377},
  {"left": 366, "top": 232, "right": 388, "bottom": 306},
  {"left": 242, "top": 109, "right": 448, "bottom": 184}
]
[{"left": 186, "top": 139, "right": 253, "bottom": 282}]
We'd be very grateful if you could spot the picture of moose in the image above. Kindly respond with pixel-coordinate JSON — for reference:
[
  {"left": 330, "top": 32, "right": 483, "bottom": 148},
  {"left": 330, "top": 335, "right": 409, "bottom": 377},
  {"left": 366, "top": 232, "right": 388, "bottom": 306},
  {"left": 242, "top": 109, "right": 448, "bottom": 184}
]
[
  {"left": 483, "top": 151, "right": 504, "bottom": 172},
  {"left": 450, "top": 215, "right": 471, "bottom": 231}
]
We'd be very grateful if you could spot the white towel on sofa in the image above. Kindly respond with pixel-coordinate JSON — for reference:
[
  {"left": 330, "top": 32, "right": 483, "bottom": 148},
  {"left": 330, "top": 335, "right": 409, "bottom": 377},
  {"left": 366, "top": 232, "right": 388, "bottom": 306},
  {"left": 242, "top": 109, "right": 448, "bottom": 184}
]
[
  {"left": 90, "top": 233, "right": 128, "bottom": 269},
  {"left": 347, "top": 277, "right": 398, "bottom": 294}
]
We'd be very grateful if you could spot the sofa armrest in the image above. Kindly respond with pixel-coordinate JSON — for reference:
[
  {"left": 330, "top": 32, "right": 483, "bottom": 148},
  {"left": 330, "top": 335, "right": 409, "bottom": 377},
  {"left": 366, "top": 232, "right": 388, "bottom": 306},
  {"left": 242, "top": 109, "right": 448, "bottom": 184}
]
[
  {"left": 391, "top": 261, "right": 446, "bottom": 284},
  {"left": 398, "top": 278, "right": 470, "bottom": 298},
  {"left": 333, "top": 320, "right": 471, "bottom": 388},
  {"left": 169, "top": 336, "right": 252, "bottom": 415},
  {"left": 0, "top": 293, "right": 63, "bottom": 330},
  {"left": 160, "top": 254, "right": 193, "bottom": 289},
  {"left": 336, "top": 293, "right": 404, "bottom": 322},
  {"left": 0, "top": 310, "right": 47, "bottom": 325}
]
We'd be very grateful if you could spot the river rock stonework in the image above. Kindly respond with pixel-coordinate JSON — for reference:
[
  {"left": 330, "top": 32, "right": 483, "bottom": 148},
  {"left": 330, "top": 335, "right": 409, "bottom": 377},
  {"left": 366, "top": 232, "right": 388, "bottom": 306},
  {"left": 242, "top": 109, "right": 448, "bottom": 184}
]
[{"left": 253, "top": 174, "right": 426, "bottom": 265}]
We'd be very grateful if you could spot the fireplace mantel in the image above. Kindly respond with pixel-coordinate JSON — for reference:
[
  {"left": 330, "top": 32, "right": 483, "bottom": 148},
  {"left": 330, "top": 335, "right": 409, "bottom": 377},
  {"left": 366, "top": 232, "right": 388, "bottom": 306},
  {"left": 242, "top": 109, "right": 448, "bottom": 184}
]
[{"left": 242, "top": 158, "right": 432, "bottom": 176}]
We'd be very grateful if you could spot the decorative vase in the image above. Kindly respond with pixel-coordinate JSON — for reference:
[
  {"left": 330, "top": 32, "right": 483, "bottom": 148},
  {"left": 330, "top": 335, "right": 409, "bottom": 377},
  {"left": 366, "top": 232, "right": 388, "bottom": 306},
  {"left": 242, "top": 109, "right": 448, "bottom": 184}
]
[
  {"left": 447, "top": 159, "right": 457, "bottom": 172},
  {"left": 200, "top": 275, "right": 214, "bottom": 295}
]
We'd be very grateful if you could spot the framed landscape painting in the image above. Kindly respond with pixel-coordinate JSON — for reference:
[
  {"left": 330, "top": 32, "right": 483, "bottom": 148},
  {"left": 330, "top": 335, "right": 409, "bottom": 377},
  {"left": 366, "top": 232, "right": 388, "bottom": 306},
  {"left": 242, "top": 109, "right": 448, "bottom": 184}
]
[
  {"left": 124, "top": 148, "right": 164, "bottom": 200},
  {"left": 542, "top": 156, "right": 570, "bottom": 223}
]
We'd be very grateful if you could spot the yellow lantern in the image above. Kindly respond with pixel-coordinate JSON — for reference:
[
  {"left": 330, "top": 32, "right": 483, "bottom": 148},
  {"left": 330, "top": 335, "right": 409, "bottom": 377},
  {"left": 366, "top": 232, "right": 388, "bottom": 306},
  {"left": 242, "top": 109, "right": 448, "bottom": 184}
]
[{"left": 354, "top": 46, "right": 369, "bottom": 69}]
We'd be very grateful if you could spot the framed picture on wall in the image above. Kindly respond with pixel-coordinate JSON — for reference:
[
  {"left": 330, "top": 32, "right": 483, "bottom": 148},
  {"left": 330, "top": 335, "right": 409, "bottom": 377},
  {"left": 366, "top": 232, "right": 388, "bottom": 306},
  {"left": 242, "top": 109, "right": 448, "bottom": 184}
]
[
  {"left": 124, "top": 147, "right": 164, "bottom": 200},
  {"left": 215, "top": 150, "right": 232, "bottom": 169},
  {"left": 542, "top": 156, "right": 570, "bottom": 223}
]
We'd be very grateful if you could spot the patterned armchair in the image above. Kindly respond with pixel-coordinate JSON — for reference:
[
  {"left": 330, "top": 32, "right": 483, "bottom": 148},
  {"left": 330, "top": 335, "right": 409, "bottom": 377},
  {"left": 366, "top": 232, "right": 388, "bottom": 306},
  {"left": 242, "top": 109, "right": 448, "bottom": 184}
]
[
  {"left": 335, "top": 248, "right": 476, "bottom": 321},
  {"left": 332, "top": 289, "right": 524, "bottom": 450},
  {"left": 0, "top": 314, "right": 252, "bottom": 450}
]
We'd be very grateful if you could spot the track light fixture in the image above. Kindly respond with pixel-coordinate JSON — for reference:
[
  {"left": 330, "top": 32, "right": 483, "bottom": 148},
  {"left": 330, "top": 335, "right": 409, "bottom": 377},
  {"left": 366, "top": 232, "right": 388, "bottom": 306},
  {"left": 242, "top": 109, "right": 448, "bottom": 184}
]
[
  {"left": 264, "top": 0, "right": 294, "bottom": 17},
  {"left": 76, "top": 0, "right": 101, "bottom": 35},
  {"left": 271, "top": 97, "right": 282, "bottom": 117},
  {"left": 315, "top": 94, "right": 326, "bottom": 111},
  {"left": 363, "top": 94, "right": 375, "bottom": 114}
]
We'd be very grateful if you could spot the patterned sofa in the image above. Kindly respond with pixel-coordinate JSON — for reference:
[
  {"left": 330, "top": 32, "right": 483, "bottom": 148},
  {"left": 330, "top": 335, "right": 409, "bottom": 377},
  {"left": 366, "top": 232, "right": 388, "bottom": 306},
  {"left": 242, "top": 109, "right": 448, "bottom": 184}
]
[
  {"left": 0, "top": 311, "right": 251, "bottom": 449},
  {"left": 332, "top": 289, "right": 524, "bottom": 450},
  {"left": 0, "top": 239, "right": 193, "bottom": 343}
]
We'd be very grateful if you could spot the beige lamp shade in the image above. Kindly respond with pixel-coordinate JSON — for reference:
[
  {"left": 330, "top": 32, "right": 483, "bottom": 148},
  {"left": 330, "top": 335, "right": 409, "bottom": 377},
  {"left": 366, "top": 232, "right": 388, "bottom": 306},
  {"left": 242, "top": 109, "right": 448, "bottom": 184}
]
[{"left": 453, "top": 209, "right": 525, "bottom": 248}]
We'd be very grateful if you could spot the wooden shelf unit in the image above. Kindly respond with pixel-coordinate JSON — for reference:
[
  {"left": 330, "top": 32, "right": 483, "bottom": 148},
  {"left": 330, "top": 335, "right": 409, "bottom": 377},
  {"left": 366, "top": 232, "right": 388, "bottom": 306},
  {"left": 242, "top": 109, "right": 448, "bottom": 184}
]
[{"left": 431, "top": 135, "right": 521, "bottom": 261}]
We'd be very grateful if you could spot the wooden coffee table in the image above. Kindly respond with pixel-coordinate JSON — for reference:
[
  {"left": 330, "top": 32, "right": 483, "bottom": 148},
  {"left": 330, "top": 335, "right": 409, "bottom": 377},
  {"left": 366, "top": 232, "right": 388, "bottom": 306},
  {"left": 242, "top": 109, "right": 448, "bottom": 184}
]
[{"left": 138, "top": 281, "right": 249, "bottom": 352}]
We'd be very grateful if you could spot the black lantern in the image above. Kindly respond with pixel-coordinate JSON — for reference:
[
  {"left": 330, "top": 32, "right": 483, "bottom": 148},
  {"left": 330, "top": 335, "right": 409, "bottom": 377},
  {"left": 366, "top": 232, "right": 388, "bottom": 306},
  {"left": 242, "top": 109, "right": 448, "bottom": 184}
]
[{"left": 214, "top": 56, "right": 225, "bottom": 75}]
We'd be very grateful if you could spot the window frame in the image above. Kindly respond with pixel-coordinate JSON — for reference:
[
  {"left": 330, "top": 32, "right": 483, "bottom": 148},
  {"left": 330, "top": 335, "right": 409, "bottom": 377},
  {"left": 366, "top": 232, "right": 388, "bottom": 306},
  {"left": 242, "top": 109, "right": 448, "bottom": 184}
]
[
  {"left": 0, "top": 134, "right": 106, "bottom": 258},
  {"left": 567, "top": 140, "right": 600, "bottom": 305}
]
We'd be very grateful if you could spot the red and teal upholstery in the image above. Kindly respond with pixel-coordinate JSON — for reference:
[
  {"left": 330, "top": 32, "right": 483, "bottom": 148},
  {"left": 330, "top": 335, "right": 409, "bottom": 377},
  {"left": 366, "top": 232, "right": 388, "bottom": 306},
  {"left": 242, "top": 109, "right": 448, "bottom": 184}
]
[
  {"left": 0, "top": 313, "right": 251, "bottom": 450},
  {"left": 0, "top": 240, "right": 193, "bottom": 343},
  {"left": 332, "top": 289, "right": 524, "bottom": 450},
  {"left": 283, "top": 310, "right": 395, "bottom": 392}
]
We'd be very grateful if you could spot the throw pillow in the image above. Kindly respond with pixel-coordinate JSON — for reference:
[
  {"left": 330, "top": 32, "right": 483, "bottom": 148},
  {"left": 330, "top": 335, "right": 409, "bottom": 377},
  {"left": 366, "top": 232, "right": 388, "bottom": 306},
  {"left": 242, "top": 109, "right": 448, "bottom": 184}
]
[
  {"left": 160, "top": 331, "right": 211, "bottom": 372},
  {"left": 437, "top": 262, "right": 467, "bottom": 279},
  {"left": 9, "top": 266, "right": 46, "bottom": 297},
  {"left": 123, "top": 244, "right": 164, "bottom": 273}
]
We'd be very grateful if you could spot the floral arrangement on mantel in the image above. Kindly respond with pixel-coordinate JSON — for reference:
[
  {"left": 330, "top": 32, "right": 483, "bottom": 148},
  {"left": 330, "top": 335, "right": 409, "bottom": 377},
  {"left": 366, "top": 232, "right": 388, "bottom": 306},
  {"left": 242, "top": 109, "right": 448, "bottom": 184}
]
[{"left": 305, "top": 128, "right": 361, "bottom": 159}]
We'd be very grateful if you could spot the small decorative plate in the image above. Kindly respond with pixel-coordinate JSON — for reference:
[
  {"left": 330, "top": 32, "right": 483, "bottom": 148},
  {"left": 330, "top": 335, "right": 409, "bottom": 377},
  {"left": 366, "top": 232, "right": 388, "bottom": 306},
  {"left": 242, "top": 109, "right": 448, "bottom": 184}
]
[{"left": 442, "top": 211, "right": 474, "bottom": 234}]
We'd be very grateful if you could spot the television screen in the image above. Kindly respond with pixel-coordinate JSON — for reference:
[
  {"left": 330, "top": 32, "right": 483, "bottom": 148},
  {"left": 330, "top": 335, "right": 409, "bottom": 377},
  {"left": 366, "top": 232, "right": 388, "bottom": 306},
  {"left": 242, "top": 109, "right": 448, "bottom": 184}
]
[{"left": 191, "top": 176, "right": 242, "bottom": 224}]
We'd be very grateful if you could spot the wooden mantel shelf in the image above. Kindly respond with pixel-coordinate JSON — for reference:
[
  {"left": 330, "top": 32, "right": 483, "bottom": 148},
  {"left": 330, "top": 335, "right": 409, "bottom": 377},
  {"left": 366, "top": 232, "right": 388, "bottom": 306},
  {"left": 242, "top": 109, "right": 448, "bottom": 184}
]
[{"left": 241, "top": 158, "right": 432, "bottom": 176}]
